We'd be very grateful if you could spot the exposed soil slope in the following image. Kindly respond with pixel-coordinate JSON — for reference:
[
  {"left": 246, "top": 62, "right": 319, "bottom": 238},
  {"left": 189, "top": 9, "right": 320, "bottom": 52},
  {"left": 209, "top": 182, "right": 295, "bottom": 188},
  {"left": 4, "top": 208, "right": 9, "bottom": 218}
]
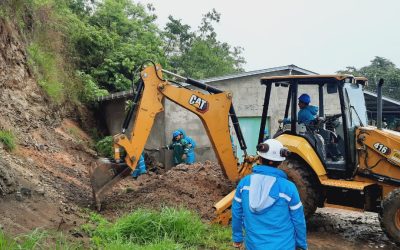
[{"left": 0, "top": 18, "right": 95, "bottom": 235}]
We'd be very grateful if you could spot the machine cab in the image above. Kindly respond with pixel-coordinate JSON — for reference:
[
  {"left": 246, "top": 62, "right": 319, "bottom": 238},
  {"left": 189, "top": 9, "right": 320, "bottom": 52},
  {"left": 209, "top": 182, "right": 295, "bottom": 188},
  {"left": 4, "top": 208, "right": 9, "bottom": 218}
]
[{"left": 259, "top": 75, "right": 368, "bottom": 179}]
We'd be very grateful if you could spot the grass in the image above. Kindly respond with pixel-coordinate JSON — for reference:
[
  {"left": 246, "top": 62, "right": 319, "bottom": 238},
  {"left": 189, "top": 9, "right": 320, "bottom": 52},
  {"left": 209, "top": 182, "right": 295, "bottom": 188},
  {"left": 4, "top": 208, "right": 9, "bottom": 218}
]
[
  {"left": 0, "top": 207, "right": 232, "bottom": 249},
  {"left": 27, "top": 42, "right": 64, "bottom": 102},
  {"left": 0, "top": 130, "right": 16, "bottom": 151},
  {"left": 86, "top": 207, "right": 232, "bottom": 250},
  {"left": 0, "top": 229, "right": 45, "bottom": 249},
  {"left": 0, "top": 229, "right": 83, "bottom": 250},
  {"left": 0, "top": 230, "right": 17, "bottom": 249}
]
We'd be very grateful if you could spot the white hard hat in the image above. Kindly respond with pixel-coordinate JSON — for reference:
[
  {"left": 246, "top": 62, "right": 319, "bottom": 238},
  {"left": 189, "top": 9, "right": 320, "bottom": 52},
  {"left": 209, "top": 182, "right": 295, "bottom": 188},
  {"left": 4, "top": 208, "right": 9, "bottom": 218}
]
[{"left": 257, "top": 139, "right": 287, "bottom": 161}]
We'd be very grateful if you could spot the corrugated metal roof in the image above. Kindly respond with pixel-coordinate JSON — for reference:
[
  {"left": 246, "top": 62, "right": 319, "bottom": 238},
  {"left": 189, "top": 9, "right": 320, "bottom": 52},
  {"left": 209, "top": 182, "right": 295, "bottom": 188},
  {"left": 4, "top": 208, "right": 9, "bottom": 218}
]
[
  {"left": 202, "top": 64, "right": 318, "bottom": 83},
  {"left": 364, "top": 90, "right": 400, "bottom": 106}
]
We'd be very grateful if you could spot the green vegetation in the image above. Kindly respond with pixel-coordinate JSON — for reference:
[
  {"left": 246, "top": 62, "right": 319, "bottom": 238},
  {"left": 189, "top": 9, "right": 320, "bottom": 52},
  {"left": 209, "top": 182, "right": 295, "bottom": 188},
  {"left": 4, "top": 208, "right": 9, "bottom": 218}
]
[
  {"left": 27, "top": 43, "right": 64, "bottom": 101},
  {"left": 95, "top": 136, "right": 113, "bottom": 158},
  {"left": 1, "top": 0, "right": 245, "bottom": 104},
  {"left": 0, "top": 229, "right": 45, "bottom": 249},
  {"left": 337, "top": 56, "right": 400, "bottom": 100},
  {"left": 0, "top": 130, "right": 16, "bottom": 151},
  {"left": 85, "top": 207, "right": 232, "bottom": 249},
  {"left": 0, "top": 229, "right": 82, "bottom": 250},
  {"left": 0, "top": 208, "right": 231, "bottom": 249},
  {"left": 164, "top": 9, "right": 245, "bottom": 79}
]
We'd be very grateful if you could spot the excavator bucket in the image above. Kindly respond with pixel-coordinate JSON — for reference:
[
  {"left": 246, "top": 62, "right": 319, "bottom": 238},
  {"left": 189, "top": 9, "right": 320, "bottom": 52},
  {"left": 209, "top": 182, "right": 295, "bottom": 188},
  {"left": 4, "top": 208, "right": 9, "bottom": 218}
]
[{"left": 90, "top": 158, "right": 131, "bottom": 211}]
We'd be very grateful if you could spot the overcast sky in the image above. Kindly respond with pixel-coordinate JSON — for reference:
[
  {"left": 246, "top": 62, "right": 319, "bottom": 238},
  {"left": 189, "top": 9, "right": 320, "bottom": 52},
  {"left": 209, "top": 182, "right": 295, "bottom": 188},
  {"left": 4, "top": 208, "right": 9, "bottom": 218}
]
[{"left": 138, "top": 0, "right": 400, "bottom": 74}]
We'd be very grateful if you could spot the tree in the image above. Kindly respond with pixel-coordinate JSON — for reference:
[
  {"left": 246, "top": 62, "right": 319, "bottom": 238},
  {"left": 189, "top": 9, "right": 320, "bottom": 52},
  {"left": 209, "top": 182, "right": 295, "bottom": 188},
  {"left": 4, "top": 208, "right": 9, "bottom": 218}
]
[
  {"left": 71, "top": 0, "right": 166, "bottom": 92},
  {"left": 66, "top": 2, "right": 245, "bottom": 93},
  {"left": 163, "top": 9, "right": 245, "bottom": 79},
  {"left": 337, "top": 56, "right": 400, "bottom": 100}
]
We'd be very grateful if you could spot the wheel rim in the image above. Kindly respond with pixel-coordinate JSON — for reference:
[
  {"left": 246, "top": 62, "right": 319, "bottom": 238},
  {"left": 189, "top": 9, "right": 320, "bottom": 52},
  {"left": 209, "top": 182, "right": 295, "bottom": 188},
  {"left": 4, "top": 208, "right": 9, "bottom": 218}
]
[{"left": 395, "top": 209, "right": 400, "bottom": 230}]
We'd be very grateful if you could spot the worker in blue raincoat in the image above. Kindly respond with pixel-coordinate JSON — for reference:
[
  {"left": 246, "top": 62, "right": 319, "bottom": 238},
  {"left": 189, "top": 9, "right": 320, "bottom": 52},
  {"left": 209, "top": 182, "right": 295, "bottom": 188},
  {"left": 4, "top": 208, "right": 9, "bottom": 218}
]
[
  {"left": 232, "top": 139, "right": 307, "bottom": 250},
  {"left": 131, "top": 153, "right": 146, "bottom": 178},
  {"left": 284, "top": 93, "right": 318, "bottom": 125},
  {"left": 177, "top": 129, "right": 196, "bottom": 164},
  {"left": 165, "top": 130, "right": 191, "bottom": 165}
]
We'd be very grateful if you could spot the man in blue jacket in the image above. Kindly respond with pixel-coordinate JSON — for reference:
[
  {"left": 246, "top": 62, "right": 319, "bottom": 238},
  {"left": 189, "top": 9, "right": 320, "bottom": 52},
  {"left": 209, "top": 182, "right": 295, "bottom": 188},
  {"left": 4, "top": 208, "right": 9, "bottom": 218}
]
[
  {"left": 165, "top": 130, "right": 195, "bottom": 165},
  {"left": 232, "top": 139, "right": 307, "bottom": 250},
  {"left": 284, "top": 93, "right": 318, "bottom": 125},
  {"left": 297, "top": 93, "right": 318, "bottom": 125}
]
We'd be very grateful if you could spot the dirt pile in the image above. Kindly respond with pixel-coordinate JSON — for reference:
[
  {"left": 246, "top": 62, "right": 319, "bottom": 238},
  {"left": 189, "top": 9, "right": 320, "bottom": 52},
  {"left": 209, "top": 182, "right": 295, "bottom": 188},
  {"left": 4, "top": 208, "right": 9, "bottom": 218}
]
[{"left": 102, "top": 161, "right": 235, "bottom": 220}]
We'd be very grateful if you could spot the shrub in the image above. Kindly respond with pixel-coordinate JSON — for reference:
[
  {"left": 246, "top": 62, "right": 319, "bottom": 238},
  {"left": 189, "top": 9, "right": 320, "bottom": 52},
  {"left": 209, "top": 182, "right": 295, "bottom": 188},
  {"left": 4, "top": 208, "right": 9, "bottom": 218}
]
[
  {"left": 95, "top": 136, "right": 113, "bottom": 158},
  {"left": 0, "top": 130, "right": 16, "bottom": 151},
  {"left": 76, "top": 71, "right": 109, "bottom": 102}
]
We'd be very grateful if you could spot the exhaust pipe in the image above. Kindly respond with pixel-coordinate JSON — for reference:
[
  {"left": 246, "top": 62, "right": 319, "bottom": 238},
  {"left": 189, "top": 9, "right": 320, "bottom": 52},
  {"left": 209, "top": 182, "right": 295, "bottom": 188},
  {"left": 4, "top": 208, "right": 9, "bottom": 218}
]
[{"left": 377, "top": 78, "right": 384, "bottom": 129}]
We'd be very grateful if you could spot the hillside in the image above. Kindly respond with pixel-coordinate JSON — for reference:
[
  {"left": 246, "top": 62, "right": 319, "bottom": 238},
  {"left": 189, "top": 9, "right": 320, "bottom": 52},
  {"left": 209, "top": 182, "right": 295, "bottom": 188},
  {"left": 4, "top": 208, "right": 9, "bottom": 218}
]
[
  {"left": 0, "top": 17, "right": 97, "bottom": 234},
  {"left": 0, "top": 6, "right": 398, "bottom": 250}
]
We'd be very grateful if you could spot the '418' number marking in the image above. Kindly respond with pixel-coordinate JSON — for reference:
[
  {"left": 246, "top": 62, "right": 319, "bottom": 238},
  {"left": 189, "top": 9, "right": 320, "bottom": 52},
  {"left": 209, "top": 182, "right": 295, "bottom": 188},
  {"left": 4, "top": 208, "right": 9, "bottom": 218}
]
[{"left": 373, "top": 143, "right": 391, "bottom": 155}]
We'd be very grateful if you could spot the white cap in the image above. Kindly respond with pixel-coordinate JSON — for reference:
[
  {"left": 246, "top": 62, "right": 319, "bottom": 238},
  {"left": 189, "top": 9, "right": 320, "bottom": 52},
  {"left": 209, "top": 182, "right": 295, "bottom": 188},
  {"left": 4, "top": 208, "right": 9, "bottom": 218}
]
[{"left": 257, "top": 139, "right": 286, "bottom": 161}]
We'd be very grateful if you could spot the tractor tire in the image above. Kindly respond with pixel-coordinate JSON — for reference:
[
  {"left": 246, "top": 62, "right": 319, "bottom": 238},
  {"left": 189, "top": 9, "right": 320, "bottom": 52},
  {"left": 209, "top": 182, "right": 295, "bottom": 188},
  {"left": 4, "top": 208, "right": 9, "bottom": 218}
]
[
  {"left": 379, "top": 188, "right": 400, "bottom": 245},
  {"left": 279, "top": 159, "right": 321, "bottom": 219}
]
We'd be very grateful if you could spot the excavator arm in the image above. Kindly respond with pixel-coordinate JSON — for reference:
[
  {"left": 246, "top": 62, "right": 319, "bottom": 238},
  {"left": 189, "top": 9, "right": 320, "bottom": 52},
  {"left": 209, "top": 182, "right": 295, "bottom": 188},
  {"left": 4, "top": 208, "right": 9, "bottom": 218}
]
[{"left": 91, "top": 64, "right": 255, "bottom": 217}]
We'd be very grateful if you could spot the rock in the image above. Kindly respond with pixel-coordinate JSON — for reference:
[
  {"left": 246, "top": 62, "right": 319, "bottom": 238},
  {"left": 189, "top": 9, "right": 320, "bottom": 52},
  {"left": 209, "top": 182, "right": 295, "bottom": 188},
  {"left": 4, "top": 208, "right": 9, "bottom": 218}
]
[
  {"left": 0, "top": 158, "right": 17, "bottom": 195},
  {"left": 36, "top": 187, "right": 45, "bottom": 196},
  {"left": 71, "top": 231, "right": 83, "bottom": 238},
  {"left": 26, "top": 158, "right": 34, "bottom": 164},
  {"left": 20, "top": 187, "right": 32, "bottom": 197},
  {"left": 15, "top": 191, "right": 23, "bottom": 201},
  {"left": 196, "top": 166, "right": 205, "bottom": 172}
]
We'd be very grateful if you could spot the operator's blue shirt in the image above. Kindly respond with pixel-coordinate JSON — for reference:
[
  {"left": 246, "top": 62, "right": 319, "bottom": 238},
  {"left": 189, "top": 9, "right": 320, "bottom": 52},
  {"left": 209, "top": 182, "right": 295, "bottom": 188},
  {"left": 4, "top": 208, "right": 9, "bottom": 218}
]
[
  {"left": 232, "top": 165, "right": 308, "bottom": 250},
  {"left": 298, "top": 105, "right": 318, "bottom": 125},
  {"left": 284, "top": 105, "right": 318, "bottom": 125}
]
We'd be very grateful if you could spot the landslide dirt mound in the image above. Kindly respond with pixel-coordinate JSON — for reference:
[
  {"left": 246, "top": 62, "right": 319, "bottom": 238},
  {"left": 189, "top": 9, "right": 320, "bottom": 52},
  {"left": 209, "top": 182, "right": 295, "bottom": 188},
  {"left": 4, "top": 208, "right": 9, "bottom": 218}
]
[
  {"left": 0, "top": 119, "right": 97, "bottom": 235},
  {"left": 101, "top": 161, "right": 235, "bottom": 220}
]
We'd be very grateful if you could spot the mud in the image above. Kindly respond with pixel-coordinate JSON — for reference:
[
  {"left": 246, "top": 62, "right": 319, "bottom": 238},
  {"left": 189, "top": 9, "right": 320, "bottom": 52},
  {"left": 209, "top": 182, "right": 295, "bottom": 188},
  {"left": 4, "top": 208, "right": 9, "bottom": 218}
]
[
  {"left": 101, "top": 162, "right": 235, "bottom": 220},
  {"left": 308, "top": 208, "right": 398, "bottom": 249}
]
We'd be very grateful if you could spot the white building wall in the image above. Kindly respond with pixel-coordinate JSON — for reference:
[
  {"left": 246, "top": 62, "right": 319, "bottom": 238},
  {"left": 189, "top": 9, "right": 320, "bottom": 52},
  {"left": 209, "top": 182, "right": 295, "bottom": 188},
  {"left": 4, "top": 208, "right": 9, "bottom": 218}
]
[{"left": 162, "top": 69, "right": 318, "bottom": 167}]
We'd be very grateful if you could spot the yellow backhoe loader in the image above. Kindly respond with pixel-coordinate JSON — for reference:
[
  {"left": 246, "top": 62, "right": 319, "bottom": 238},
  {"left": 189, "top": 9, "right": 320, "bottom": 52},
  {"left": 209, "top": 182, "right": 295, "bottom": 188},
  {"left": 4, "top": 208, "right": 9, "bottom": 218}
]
[{"left": 90, "top": 63, "right": 400, "bottom": 244}]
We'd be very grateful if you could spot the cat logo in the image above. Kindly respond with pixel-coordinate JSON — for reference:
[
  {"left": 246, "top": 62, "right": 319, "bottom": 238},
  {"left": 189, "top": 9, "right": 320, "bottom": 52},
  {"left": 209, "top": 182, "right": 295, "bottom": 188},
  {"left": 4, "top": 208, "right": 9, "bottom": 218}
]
[{"left": 189, "top": 94, "right": 209, "bottom": 113}]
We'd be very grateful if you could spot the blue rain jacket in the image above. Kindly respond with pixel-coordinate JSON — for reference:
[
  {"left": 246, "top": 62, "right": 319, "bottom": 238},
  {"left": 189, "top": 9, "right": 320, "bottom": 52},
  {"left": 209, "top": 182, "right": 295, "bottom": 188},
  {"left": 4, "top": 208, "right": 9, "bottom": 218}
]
[
  {"left": 131, "top": 153, "right": 146, "bottom": 178},
  {"left": 177, "top": 129, "right": 196, "bottom": 164},
  {"left": 168, "top": 134, "right": 189, "bottom": 165},
  {"left": 232, "top": 165, "right": 307, "bottom": 250},
  {"left": 298, "top": 105, "right": 318, "bottom": 125},
  {"left": 283, "top": 105, "right": 318, "bottom": 125}
]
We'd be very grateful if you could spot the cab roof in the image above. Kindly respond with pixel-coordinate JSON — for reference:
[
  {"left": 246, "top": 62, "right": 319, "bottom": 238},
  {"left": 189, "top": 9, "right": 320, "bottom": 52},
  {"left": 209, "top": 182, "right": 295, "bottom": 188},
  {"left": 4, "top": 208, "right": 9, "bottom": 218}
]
[{"left": 261, "top": 74, "right": 368, "bottom": 86}]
